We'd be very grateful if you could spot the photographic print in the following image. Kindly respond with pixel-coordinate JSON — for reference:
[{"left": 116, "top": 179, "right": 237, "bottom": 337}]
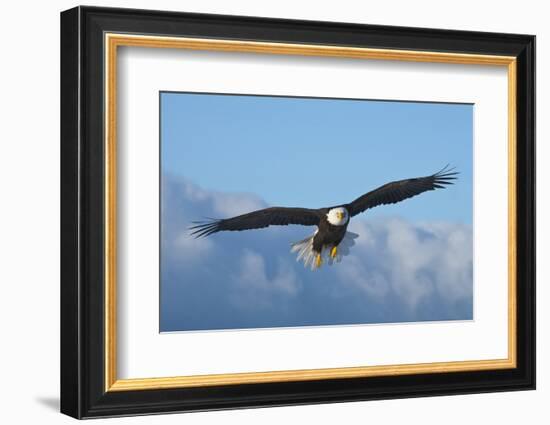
[
  {"left": 61, "top": 8, "right": 535, "bottom": 417},
  {"left": 160, "top": 92, "right": 473, "bottom": 332}
]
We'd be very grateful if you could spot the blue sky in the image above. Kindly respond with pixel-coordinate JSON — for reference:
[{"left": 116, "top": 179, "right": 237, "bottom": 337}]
[
  {"left": 160, "top": 92, "right": 473, "bottom": 332},
  {"left": 161, "top": 92, "right": 472, "bottom": 223}
]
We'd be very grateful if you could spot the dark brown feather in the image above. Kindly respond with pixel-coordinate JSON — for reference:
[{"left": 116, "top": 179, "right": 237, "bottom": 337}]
[
  {"left": 189, "top": 207, "right": 322, "bottom": 238},
  {"left": 344, "top": 165, "right": 458, "bottom": 217}
]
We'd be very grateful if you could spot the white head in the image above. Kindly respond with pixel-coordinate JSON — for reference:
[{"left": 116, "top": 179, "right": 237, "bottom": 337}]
[{"left": 326, "top": 207, "right": 349, "bottom": 226}]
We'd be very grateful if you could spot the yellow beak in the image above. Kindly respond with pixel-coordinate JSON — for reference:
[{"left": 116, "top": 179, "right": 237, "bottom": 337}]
[{"left": 337, "top": 212, "right": 344, "bottom": 220}]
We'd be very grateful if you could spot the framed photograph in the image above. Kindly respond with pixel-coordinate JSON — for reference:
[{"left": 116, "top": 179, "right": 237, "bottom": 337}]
[{"left": 60, "top": 6, "right": 535, "bottom": 419}]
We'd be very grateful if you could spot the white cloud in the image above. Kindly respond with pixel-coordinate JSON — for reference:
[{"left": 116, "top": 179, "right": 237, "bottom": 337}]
[
  {"left": 172, "top": 232, "right": 213, "bottom": 263},
  {"left": 213, "top": 194, "right": 265, "bottom": 218},
  {"left": 161, "top": 175, "right": 473, "bottom": 331},
  {"left": 229, "top": 250, "right": 301, "bottom": 310},
  {"left": 344, "top": 218, "right": 473, "bottom": 309}
]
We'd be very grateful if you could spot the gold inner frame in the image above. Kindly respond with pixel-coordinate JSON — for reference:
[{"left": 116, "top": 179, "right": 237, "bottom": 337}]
[{"left": 104, "top": 33, "right": 517, "bottom": 392}]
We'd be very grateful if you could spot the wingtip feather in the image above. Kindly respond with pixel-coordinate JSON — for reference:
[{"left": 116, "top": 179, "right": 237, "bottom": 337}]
[
  {"left": 433, "top": 164, "right": 460, "bottom": 188},
  {"left": 188, "top": 218, "right": 222, "bottom": 238}
]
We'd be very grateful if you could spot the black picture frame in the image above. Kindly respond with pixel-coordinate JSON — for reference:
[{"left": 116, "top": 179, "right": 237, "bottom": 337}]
[{"left": 61, "top": 5, "right": 535, "bottom": 419}]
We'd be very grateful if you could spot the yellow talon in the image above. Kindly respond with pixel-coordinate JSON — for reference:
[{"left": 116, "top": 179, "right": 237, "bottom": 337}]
[
  {"left": 330, "top": 246, "right": 338, "bottom": 259},
  {"left": 315, "top": 254, "right": 323, "bottom": 268}
]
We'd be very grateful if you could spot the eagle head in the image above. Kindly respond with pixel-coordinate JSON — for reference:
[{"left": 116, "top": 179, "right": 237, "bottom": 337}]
[{"left": 327, "top": 207, "right": 349, "bottom": 226}]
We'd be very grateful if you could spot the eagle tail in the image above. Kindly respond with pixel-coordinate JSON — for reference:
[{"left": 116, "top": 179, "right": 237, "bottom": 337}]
[
  {"left": 290, "top": 231, "right": 318, "bottom": 270},
  {"left": 290, "top": 231, "right": 359, "bottom": 270}
]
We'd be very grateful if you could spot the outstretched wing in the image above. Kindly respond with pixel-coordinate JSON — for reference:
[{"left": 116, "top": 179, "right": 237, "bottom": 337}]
[
  {"left": 345, "top": 165, "right": 459, "bottom": 217},
  {"left": 189, "top": 207, "right": 322, "bottom": 238}
]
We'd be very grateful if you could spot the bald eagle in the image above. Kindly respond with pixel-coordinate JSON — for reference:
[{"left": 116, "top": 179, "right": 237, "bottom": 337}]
[{"left": 190, "top": 166, "right": 458, "bottom": 269}]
